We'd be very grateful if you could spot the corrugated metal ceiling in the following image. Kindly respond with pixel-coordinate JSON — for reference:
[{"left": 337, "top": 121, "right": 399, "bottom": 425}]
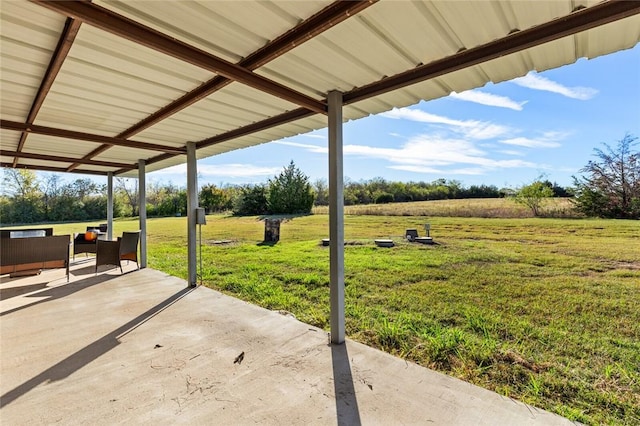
[{"left": 1, "top": 0, "right": 638, "bottom": 177}]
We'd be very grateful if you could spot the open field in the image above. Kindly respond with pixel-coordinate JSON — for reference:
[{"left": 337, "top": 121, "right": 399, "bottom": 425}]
[
  {"left": 6, "top": 206, "right": 639, "bottom": 424},
  {"left": 313, "top": 197, "right": 578, "bottom": 218}
]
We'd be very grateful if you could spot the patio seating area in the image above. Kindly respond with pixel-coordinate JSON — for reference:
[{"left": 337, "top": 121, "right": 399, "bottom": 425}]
[
  {"left": 0, "top": 229, "right": 71, "bottom": 280},
  {"left": 1, "top": 262, "right": 573, "bottom": 425},
  {"left": 73, "top": 224, "right": 109, "bottom": 259}
]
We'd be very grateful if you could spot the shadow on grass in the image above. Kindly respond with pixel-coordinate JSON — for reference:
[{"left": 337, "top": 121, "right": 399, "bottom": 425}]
[
  {"left": 256, "top": 213, "right": 312, "bottom": 221},
  {"left": 0, "top": 286, "right": 196, "bottom": 407},
  {"left": 331, "top": 343, "right": 362, "bottom": 426}
]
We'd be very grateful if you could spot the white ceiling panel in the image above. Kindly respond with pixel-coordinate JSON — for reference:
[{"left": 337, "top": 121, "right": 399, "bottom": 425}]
[
  {"left": 21, "top": 134, "right": 103, "bottom": 156},
  {"left": 0, "top": 129, "right": 20, "bottom": 150},
  {"left": 96, "top": 0, "right": 332, "bottom": 62},
  {"left": 0, "top": 88, "right": 37, "bottom": 121}
]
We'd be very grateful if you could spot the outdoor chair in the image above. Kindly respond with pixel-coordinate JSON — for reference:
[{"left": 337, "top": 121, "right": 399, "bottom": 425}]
[
  {"left": 73, "top": 225, "right": 109, "bottom": 259},
  {"left": 95, "top": 231, "right": 140, "bottom": 274}
]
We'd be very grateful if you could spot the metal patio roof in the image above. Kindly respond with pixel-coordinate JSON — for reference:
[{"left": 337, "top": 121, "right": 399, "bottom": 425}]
[{"left": 1, "top": 0, "right": 639, "bottom": 178}]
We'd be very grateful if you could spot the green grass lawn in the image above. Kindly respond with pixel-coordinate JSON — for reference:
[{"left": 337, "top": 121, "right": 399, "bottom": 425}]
[{"left": 13, "top": 204, "right": 640, "bottom": 424}]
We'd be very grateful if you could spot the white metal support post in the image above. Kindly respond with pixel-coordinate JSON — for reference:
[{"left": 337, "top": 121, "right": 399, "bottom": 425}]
[
  {"left": 138, "top": 160, "right": 147, "bottom": 268},
  {"left": 187, "top": 142, "right": 198, "bottom": 287},
  {"left": 107, "top": 172, "right": 113, "bottom": 241},
  {"left": 328, "top": 90, "right": 345, "bottom": 344}
]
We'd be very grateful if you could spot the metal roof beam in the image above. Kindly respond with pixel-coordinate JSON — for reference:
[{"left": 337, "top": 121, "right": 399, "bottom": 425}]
[
  {"left": 12, "top": 17, "right": 81, "bottom": 167},
  {"left": 2, "top": 150, "right": 135, "bottom": 169},
  {"left": 67, "top": 1, "right": 374, "bottom": 172},
  {"left": 196, "top": 109, "right": 316, "bottom": 150},
  {"left": 0, "top": 120, "right": 187, "bottom": 155},
  {"left": 112, "top": 108, "right": 315, "bottom": 175},
  {"left": 67, "top": 144, "right": 123, "bottom": 172},
  {"left": 118, "top": 0, "right": 375, "bottom": 139},
  {"left": 344, "top": 0, "right": 640, "bottom": 103},
  {"left": 1, "top": 162, "right": 108, "bottom": 176},
  {"left": 31, "top": 0, "right": 327, "bottom": 114}
]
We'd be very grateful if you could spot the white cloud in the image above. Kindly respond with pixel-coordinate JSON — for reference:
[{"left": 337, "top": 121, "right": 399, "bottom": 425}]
[
  {"left": 278, "top": 131, "right": 543, "bottom": 176},
  {"left": 511, "top": 72, "right": 598, "bottom": 100},
  {"left": 499, "top": 137, "right": 561, "bottom": 148},
  {"left": 388, "top": 165, "right": 445, "bottom": 174},
  {"left": 380, "top": 107, "right": 510, "bottom": 140},
  {"left": 498, "top": 149, "right": 526, "bottom": 156},
  {"left": 356, "top": 135, "right": 539, "bottom": 172},
  {"left": 153, "top": 163, "right": 280, "bottom": 178},
  {"left": 541, "top": 130, "right": 571, "bottom": 140},
  {"left": 273, "top": 141, "right": 326, "bottom": 154},
  {"left": 301, "top": 134, "right": 326, "bottom": 140},
  {"left": 344, "top": 136, "right": 487, "bottom": 167},
  {"left": 389, "top": 165, "right": 489, "bottom": 175},
  {"left": 382, "top": 108, "right": 464, "bottom": 126},
  {"left": 449, "top": 90, "right": 527, "bottom": 111},
  {"left": 449, "top": 167, "right": 492, "bottom": 175},
  {"left": 462, "top": 123, "right": 510, "bottom": 140}
]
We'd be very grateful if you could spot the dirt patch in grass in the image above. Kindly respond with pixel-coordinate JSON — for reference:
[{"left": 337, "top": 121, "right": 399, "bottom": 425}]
[
  {"left": 613, "top": 261, "right": 640, "bottom": 270},
  {"left": 497, "top": 350, "right": 552, "bottom": 373}
]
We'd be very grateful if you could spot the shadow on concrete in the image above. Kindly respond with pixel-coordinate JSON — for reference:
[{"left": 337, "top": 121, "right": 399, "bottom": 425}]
[
  {"left": 0, "top": 273, "right": 117, "bottom": 317},
  {"left": 0, "top": 282, "right": 49, "bottom": 301},
  {"left": 331, "top": 343, "right": 362, "bottom": 426},
  {"left": 71, "top": 264, "right": 99, "bottom": 276},
  {"left": 0, "top": 286, "right": 196, "bottom": 408}
]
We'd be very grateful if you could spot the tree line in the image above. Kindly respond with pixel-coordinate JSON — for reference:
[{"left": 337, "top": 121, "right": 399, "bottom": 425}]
[
  {"left": 1, "top": 135, "right": 637, "bottom": 224},
  {"left": 0, "top": 165, "right": 569, "bottom": 224}
]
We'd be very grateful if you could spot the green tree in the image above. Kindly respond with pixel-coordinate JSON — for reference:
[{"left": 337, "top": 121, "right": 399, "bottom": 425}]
[
  {"left": 232, "top": 184, "right": 269, "bottom": 216},
  {"left": 200, "top": 183, "right": 233, "bottom": 212},
  {"left": 344, "top": 180, "right": 373, "bottom": 204},
  {"left": 515, "top": 179, "right": 554, "bottom": 216},
  {"left": 71, "top": 178, "right": 101, "bottom": 199},
  {"left": 116, "top": 178, "right": 139, "bottom": 217},
  {"left": 41, "top": 174, "right": 62, "bottom": 220},
  {"left": 573, "top": 134, "right": 639, "bottom": 219},
  {"left": 1, "top": 169, "right": 44, "bottom": 223},
  {"left": 0, "top": 170, "right": 114, "bottom": 223},
  {"left": 267, "top": 161, "right": 314, "bottom": 214},
  {"left": 375, "top": 192, "right": 394, "bottom": 204},
  {"left": 312, "top": 179, "right": 328, "bottom": 206},
  {"left": 146, "top": 182, "right": 187, "bottom": 217}
]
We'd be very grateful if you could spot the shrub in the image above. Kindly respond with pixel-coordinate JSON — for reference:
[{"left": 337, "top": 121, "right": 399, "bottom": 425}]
[
  {"left": 267, "top": 161, "right": 314, "bottom": 214},
  {"left": 515, "top": 180, "right": 553, "bottom": 216},
  {"left": 572, "top": 134, "right": 639, "bottom": 219},
  {"left": 232, "top": 184, "right": 269, "bottom": 216},
  {"left": 375, "top": 192, "right": 395, "bottom": 204}
]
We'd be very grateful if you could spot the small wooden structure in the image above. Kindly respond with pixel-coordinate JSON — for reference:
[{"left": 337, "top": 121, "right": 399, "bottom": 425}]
[{"left": 264, "top": 219, "right": 282, "bottom": 243}]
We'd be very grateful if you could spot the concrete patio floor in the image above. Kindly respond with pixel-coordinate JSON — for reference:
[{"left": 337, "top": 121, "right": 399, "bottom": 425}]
[{"left": 1, "top": 261, "right": 576, "bottom": 425}]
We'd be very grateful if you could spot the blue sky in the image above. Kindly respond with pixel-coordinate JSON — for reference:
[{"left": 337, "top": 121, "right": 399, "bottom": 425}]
[{"left": 73, "top": 44, "right": 640, "bottom": 190}]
